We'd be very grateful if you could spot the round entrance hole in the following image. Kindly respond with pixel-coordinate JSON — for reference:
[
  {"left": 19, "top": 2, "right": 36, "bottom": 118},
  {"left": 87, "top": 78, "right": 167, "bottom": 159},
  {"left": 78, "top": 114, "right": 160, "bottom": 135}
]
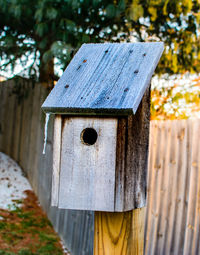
[{"left": 81, "top": 128, "right": 98, "bottom": 146}]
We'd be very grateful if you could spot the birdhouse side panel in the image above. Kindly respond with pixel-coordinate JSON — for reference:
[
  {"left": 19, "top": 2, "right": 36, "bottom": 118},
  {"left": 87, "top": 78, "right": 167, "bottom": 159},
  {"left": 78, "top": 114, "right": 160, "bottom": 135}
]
[
  {"left": 58, "top": 117, "right": 118, "bottom": 211},
  {"left": 115, "top": 86, "right": 150, "bottom": 211}
]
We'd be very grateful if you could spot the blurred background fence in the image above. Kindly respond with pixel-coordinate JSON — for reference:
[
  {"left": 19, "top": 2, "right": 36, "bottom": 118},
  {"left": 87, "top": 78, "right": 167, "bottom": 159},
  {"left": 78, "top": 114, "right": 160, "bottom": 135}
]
[
  {"left": 145, "top": 120, "right": 200, "bottom": 255},
  {"left": 0, "top": 79, "right": 199, "bottom": 255}
]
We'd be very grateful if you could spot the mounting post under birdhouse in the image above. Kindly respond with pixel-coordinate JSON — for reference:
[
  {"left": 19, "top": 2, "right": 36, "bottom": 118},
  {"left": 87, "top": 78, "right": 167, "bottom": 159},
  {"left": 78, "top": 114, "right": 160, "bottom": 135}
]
[{"left": 42, "top": 42, "right": 164, "bottom": 254}]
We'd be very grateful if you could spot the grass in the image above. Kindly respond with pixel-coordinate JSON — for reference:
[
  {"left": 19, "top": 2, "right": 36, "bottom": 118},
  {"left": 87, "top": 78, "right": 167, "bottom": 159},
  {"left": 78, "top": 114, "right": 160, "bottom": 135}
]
[{"left": 0, "top": 190, "right": 67, "bottom": 254}]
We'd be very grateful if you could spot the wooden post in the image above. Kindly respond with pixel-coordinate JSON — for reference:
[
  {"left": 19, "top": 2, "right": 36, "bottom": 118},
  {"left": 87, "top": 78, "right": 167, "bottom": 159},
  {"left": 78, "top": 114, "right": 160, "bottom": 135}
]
[{"left": 94, "top": 208, "right": 145, "bottom": 255}]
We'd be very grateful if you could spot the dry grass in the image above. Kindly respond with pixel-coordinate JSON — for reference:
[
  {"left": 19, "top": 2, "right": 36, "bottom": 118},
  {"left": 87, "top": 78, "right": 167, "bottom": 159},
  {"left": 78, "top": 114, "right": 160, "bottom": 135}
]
[{"left": 0, "top": 190, "right": 67, "bottom": 255}]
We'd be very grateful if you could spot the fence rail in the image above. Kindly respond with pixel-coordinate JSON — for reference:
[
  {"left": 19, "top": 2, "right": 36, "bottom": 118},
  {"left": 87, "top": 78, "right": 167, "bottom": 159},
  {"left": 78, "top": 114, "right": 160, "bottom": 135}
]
[{"left": 0, "top": 79, "right": 199, "bottom": 254}]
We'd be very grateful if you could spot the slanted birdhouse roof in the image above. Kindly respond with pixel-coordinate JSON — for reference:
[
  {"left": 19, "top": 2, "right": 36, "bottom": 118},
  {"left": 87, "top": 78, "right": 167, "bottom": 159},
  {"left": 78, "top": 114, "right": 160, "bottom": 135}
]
[{"left": 42, "top": 42, "right": 164, "bottom": 115}]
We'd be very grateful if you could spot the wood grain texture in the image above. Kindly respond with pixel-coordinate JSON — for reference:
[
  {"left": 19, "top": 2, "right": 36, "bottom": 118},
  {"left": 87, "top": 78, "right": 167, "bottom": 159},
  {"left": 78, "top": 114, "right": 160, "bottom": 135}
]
[
  {"left": 55, "top": 86, "right": 150, "bottom": 212},
  {"left": 42, "top": 42, "right": 163, "bottom": 115},
  {"left": 4, "top": 82, "right": 15, "bottom": 156},
  {"left": 0, "top": 83, "right": 7, "bottom": 149},
  {"left": 94, "top": 208, "right": 145, "bottom": 255},
  {"left": 1, "top": 81, "right": 14, "bottom": 155},
  {"left": 115, "top": 86, "right": 150, "bottom": 211},
  {"left": 51, "top": 115, "right": 62, "bottom": 206},
  {"left": 27, "top": 84, "right": 42, "bottom": 191},
  {"left": 145, "top": 119, "right": 200, "bottom": 255},
  {"left": 58, "top": 117, "right": 118, "bottom": 211},
  {"left": 183, "top": 119, "right": 200, "bottom": 255}
]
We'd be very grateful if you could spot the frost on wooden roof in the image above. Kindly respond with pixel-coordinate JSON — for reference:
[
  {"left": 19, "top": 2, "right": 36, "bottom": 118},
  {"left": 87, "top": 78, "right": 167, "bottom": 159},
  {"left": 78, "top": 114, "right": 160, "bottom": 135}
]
[{"left": 42, "top": 42, "right": 164, "bottom": 115}]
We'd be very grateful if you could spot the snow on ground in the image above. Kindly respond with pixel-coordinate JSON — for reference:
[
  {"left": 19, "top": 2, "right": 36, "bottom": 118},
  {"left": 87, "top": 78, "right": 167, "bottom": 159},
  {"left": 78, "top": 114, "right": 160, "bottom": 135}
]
[
  {"left": 0, "top": 152, "right": 70, "bottom": 253},
  {"left": 0, "top": 152, "right": 32, "bottom": 210}
]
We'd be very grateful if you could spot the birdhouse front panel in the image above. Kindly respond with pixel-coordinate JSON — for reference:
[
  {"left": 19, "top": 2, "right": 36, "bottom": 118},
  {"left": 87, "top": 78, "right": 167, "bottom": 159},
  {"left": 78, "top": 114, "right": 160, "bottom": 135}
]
[{"left": 58, "top": 117, "right": 118, "bottom": 211}]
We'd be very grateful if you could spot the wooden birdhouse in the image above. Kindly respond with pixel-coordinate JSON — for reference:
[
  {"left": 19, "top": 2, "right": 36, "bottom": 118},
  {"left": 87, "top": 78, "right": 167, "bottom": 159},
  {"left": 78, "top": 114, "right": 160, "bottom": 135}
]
[{"left": 42, "top": 43, "right": 164, "bottom": 212}]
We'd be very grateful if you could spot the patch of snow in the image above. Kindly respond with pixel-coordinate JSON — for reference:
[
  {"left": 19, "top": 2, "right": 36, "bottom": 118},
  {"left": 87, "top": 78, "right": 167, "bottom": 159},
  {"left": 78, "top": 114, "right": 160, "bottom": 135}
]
[
  {"left": 0, "top": 152, "right": 32, "bottom": 210},
  {"left": 60, "top": 239, "right": 71, "bottom": 255}
]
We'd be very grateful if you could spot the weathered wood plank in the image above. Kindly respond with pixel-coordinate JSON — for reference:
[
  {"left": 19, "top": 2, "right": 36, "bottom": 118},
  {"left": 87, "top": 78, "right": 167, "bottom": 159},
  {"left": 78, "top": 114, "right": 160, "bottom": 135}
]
[
  {"left": 51, "top": 115, "right": 62, "bottom": 206},
  {"left": 22, "top": 83, "right": 34, "bottom": 173},
  {"left": 115, "top": 86, "right": 150, "bottom": 211},
  {"left": 163, "top": 120, "right": 180, "bottom": 255},
  {"left": 1, "top": 81, "right": 14, "bottom": 155},
  {"left": 58, "top": 117, "right": 117, "bottom": 211},
  {"left": 4, "top": 81, "right": 16, "bottom": 156},
  {"left": 94, "top": 208, "right": 145, "bottom": 255},
  {"left": 144, "top": 121, "right": 158, "bottom": 255},
  {"left": 18, "top": 82, "right": 33, "bottom": 170},
  {"left": 11, "top": 96, "right": 23, "bottom": 162},
  {"left": 177, "top": 119, "right": 193, "bottom": 255},
  {"left": 42, "top": 42, "right": 164, "bottom": 115},
  {"left": 26, "top": 84, "right": 42, "bottom": 190},
  {"left": 27, "top": 84, "right": 41, "bottom": 181},
  {"left": 184, "top": 119, "right": 199, "bottom": 255},
  {"left": 171, "top": 120, "right": 188, "bottom": 255},
  {"left": 36, "top": 86, "right": 50, "bottom": 197},
  {"left": 148, "top": 121, "right": 165, "bottom": 255},
  {"left": 39, "top": 113, "right": 54, "bottom": 211},
  {"left": 0, "top": 82, "right": 8, "bottom": 150},
  {"left": 191, "top": 120, "right": 200, "bottom": 255}
]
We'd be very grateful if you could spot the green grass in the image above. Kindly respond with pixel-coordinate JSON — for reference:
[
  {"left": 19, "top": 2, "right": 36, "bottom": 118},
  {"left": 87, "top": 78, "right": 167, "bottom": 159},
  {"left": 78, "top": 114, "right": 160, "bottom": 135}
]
[{"left": 0, "top": 191, "right": 65, "bottom": 254}]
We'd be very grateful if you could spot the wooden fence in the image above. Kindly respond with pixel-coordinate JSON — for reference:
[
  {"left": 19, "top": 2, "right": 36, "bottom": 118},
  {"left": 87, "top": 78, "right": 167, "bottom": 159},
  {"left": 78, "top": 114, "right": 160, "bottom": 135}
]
[
  {"left": 0, "top": 79, "right": 199, "bottom": 254},
  {"left": 145, "top": 120, "right": 200, "bottom": 255},
  {"left": 0, "top": 79, "right": 94, "bottom": 255}
]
